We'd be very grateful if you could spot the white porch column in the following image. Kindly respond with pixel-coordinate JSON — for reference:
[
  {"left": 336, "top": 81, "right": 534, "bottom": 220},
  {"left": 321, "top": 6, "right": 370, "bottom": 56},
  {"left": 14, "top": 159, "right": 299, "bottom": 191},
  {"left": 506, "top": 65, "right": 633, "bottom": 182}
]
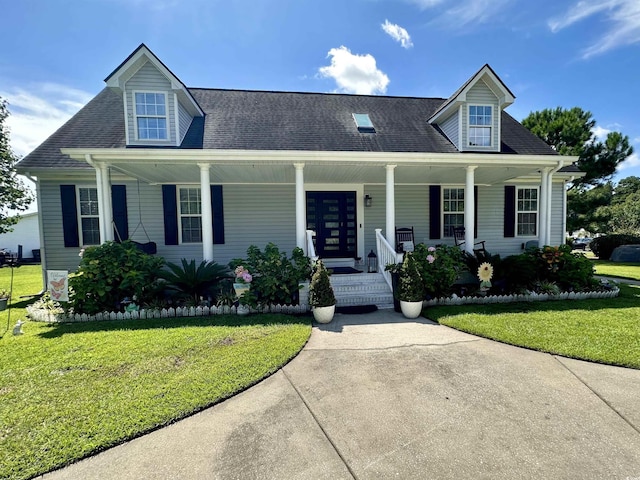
[
  {"left": 464, "top": 166, "right": 477, "bottom": 254},
  {"left": 294, "top": 163, "right": 306, "bottom": 250},
  {"left": 385, "top": 164, "right": 397, "bottom": 250},
  {"left": 539, "top": 167, "right": 550, "bottom": 247},
  {"left": 92, "top": 160, "right": 106, "bottom": 244},
  {"left": 199, "top": 163, "right": 214, "bottom": 261},
  {"left": 545, "top": 173, "right": 555, "bottom": 246},
  {"left": 100, "top": 164, "right": 113, "bottom": 242}
]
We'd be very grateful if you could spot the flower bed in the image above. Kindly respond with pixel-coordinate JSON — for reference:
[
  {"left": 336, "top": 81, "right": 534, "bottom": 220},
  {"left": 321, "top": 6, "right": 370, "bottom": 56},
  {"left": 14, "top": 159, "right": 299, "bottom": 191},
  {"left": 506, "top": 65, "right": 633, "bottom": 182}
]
[
  {"left": 422, "top": 285, "right": 619, "bottom": 307},
  {"left": 27, "top": 284, "right": 310, "bottom": 324},
  {"left": 27, "top": 303, "right": 309, "bottom": 323}
]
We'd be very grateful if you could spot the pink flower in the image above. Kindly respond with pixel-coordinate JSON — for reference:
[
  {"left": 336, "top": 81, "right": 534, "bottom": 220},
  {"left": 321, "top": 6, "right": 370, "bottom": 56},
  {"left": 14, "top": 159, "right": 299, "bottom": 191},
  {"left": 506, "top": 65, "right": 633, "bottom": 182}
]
[
  {"left": 428, "top": 246, "right": 436, "bottom": 252},
  {"left": 427, "top": 255, "right": 435, "bottom": 264}
]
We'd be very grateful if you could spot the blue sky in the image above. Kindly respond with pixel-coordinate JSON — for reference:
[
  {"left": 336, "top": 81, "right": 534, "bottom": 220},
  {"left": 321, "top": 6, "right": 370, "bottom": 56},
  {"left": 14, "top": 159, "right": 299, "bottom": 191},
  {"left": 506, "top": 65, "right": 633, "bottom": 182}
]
[{"left": 1, "top": 0, "right": 639, "bottom": 184}]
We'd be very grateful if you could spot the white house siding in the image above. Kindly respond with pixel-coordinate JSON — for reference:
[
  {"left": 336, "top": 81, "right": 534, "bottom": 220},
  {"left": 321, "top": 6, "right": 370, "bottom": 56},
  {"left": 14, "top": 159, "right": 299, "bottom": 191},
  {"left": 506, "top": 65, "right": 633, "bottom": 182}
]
[
  {"left": 40, "top": 179, "right": 297, "bottom": 272},
  {"left": 362, "top": 182, "right": 566, "bottom": 259},
  {"left": 177, "top": 102, "right": 193, "bottom": 144},
  {"left": 39, "top": 180, "right": 85, "bottom": 272},
  {"left": 0, "top": 213, "right": 40, "bottom": 258},
  {"left": 439, "top": 111, "right": 460, "bottom": 149},
  {"left": 462, "top": 80, "right": 499, "bottom": 151},
  {"left": 124, "top": 62, "right": 177, "bottom": 145},
  {"left": 40, "top": 177, "right": 566, "bottom": 274}
]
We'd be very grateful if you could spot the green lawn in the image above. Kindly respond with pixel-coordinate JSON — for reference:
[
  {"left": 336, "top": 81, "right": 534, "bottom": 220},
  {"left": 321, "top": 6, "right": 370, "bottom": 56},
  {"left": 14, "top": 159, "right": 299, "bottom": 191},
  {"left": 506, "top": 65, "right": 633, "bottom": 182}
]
[
  {"left": 592, "top": 259, "right": 640, "bottom": 281},
  {"left": 0, "top": 265, "right": 312, "bottom": 480},
  {"left": 427, "top": 284, "right": 640, "bottom": 369}
]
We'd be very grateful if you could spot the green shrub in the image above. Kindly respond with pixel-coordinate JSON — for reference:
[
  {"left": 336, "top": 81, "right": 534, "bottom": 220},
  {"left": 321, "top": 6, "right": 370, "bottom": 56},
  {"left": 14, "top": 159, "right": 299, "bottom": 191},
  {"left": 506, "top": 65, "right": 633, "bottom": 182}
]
[
  {"left": 590, "top": 234, "right": 640, "bottom": 260},
  {"left": 229, "top": 243, "right": 312, "bottom": 307},
  {"left": 159, "top": 259, "right": 230, "bottom": 303},
  {"left": 500, "top": 248, "right": 541, "bottom": 293},
  {"left": 413, "top": 244, "right": 466, "bottom": 298},
  {"left": 309, "top": 260, "right": 336, "bottom": 307},
  {"left": 545, "top": 245, "right": 596, "bottom": 291},
  {"left": 69, "top": 241, "right": 165, "bottom": 314},
  {"left": 396, "top": 252, "right": 424, "bottom": 302}
]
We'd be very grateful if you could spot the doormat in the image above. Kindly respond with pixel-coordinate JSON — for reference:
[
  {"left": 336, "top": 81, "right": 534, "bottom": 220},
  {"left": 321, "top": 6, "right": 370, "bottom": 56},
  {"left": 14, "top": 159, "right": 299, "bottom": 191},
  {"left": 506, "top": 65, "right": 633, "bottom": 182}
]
[
  {"left": 336, "top": 305, "right": 378, "bottom": 314},
  {"left": 327, "top": 267, "right": 363, "bottom": 275}
]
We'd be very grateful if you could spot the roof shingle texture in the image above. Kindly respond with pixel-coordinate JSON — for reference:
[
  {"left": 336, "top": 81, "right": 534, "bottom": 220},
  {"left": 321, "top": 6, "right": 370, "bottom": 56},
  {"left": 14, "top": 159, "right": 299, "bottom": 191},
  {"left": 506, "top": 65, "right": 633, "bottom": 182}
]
[{"left": 18, "top": 87, "right": 557, "bottom": 170}]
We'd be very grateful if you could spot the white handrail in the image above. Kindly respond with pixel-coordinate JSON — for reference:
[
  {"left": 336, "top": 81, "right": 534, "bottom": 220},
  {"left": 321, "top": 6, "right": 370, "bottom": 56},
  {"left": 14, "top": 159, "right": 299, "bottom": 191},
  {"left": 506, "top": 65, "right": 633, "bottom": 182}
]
[
  {"left": 375, "top": 228, "right": 403, "bottom": 288},
  {"left": 306, "top": 230, "right": 318, "bottom": 261}
]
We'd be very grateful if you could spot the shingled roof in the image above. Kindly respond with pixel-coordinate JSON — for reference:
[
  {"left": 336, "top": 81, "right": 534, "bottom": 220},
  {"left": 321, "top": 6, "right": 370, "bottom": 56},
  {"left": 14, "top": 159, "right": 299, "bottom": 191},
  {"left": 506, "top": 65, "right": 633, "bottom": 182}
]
[{"left": 17, "top": 86, "right": 559, "bottom": 171}]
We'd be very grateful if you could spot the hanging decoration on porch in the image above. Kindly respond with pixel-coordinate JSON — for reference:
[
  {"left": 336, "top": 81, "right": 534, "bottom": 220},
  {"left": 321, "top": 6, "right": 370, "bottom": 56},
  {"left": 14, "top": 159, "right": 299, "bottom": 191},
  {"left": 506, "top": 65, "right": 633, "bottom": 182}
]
[{"left": 477, "top": 262, "right": 493, "bottom": 294}]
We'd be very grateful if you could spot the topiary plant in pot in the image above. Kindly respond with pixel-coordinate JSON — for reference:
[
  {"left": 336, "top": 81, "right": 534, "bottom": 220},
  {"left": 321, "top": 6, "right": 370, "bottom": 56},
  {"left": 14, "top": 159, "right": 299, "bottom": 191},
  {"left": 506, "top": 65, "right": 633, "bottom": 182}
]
[
  {"left": 309, "top": 260, "right": 336, "bottom": 323},
  {"left": 396, "top": 252, "right": 424, "bottom": 319}
]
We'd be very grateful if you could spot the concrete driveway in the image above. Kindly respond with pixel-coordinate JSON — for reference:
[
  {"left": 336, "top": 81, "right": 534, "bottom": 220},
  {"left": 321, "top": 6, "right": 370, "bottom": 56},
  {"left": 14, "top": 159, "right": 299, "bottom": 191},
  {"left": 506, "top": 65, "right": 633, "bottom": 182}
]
[{"left": 41, "top": 310, "right": 640, "bottom": 479}]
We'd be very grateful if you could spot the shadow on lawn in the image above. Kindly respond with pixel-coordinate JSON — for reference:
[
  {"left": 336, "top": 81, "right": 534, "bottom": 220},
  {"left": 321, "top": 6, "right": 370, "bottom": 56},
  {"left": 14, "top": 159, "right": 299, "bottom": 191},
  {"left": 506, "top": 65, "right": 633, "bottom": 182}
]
[{"left": 37, "top": 312, "right": 312, "bottom": 338}]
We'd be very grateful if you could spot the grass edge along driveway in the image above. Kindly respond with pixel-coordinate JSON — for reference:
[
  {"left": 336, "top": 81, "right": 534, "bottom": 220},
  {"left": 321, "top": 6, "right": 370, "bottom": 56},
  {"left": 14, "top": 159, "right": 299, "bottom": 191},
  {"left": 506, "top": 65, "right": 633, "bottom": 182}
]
[
  {"left": 0, "top": 313, "right": 312, "bottom": 480},
  {"left": 427, "top": 283, "right": 640, "bottom": 370}
]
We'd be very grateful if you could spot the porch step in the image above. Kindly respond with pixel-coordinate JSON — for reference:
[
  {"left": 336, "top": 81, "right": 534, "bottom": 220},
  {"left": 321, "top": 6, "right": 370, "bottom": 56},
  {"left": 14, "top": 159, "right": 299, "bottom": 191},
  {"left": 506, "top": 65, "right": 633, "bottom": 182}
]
[
  {"left": 322, "top": 258, "right": 356, "bottom": 269},
  {"left": 329, "top": 272, "right": 394, "bottom": 310}
]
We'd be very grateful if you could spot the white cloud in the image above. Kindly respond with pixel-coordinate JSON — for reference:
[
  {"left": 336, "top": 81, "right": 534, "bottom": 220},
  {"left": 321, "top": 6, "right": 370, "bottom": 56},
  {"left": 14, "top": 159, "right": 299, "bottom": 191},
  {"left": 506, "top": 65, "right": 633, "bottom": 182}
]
[
  {"left": 318, "top": 46, "right": 390, "bottom": 95},
  {"left": 616, "top": 152, "right": 640, "bottom": 171},
  {"left": 382, "top": 20, "right": 414, "bottom": 48},
  {"left": 0, "top": 83, "right": 93, "bottom": 157},
  {"left": 405, "top": 0, "right": 444, "bottom": 10},
  {"left": 430, "top": 0, "right": 513, "bottom": 29},
  {"left": 548, "top": 0, "right": 640, "bottom": 58},
  {"left": 592, "top": 125, "right": 612, "bottom": 141}
]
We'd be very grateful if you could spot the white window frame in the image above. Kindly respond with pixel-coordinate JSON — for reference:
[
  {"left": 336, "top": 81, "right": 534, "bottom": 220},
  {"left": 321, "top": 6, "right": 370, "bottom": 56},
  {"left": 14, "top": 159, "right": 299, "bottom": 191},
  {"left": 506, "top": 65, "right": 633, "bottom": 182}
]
[
  {"left": 468, "top": 104, "right": 493, "bottom": 148},
  {"left": 76, "top": 186, "right": 100, "bottom": 246},
  {"left": 177, "top": 186, "right": 203, "bottom": 244},
  {"left": 442, "top": 186, "right": 465, "bottom": 238},
  {"left": 516, "top": 186, "right": 539, "bottom": 237},
  {"left": 133, "top": 90, "right": 170, "bottom": 142}
]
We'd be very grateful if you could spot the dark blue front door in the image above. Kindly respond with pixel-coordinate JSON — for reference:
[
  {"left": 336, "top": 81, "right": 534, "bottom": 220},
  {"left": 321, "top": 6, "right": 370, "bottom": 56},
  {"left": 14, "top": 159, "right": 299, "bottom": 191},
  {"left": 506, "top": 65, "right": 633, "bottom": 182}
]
[{"left": 306, "top": 192, "right": 357, "bottom": 258}]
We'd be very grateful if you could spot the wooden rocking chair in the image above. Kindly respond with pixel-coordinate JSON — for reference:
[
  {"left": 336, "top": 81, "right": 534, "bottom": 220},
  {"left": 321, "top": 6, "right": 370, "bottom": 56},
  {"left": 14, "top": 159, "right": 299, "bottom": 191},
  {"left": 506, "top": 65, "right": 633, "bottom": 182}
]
[
  {"left": 453, "top": 226, "right": 486, "bottom": 255},
  {"left": 395, "top": 227, "right": 415, "bottom": 253}
]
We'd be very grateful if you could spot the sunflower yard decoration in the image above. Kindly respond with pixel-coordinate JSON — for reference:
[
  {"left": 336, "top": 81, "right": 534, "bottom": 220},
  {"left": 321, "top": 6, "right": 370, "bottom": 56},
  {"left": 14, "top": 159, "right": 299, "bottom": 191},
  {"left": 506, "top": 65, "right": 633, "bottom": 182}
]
[{"left": 477, "top": 262, "right": 494, "bottom": 292}]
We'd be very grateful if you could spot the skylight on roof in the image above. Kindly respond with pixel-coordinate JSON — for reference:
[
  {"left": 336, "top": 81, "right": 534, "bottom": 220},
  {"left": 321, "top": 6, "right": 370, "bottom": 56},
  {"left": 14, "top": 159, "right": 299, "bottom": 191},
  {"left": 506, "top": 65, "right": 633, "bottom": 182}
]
[{"left": 353, "top": 113, "right": 375, "bottom": 133}]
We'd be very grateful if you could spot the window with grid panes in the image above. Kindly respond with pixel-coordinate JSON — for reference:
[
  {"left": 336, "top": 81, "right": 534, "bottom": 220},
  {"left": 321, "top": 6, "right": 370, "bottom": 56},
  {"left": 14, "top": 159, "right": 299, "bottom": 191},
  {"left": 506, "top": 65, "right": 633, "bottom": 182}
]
[
  {"left": 443, "top": 188, "right": 465, "bottom": 237},
  {"left": 517, "top": 187, "right": 538, "bottom": 236},
  {"left": 179, "top": 187, "right": 202, "bottom": 243},
  {"left": 78, "top": 187, "right": 100, "bottom": 245}
]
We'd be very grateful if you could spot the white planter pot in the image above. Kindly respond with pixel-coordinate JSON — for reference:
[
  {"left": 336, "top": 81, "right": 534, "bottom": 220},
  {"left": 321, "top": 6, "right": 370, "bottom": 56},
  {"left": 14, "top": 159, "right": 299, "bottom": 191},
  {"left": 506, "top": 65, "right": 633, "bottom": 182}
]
[
  {"left": 313, "top": 304, "right": 335, "bottom": 324},
  {"left": 400, "top": 300, "right": 423, "bottom": 319}
]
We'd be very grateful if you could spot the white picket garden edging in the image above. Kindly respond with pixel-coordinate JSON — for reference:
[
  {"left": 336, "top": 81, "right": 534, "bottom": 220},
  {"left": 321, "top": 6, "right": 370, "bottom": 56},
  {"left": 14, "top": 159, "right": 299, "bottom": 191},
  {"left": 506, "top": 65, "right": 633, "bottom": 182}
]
[{"left": 421, "top": 287, "right": 619, "bottom": 307}]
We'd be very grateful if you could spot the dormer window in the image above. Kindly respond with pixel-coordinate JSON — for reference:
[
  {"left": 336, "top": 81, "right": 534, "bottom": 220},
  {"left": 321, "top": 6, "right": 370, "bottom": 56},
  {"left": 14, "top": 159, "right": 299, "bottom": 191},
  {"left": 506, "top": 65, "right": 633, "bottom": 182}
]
[
  {"left": 135, "top": 92, "right": 168, "bottom": 140},
  {"left": 353, "top": 113, "right": 375, "bottom": 133},
  {"left": 468, "top": 105, "right": 492, "bottom": 147}
]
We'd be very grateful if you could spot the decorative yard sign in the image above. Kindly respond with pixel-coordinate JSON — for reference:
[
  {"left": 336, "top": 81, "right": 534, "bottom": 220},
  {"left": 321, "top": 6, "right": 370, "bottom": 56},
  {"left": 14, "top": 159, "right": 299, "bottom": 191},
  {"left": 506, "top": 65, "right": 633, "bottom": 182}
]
[{"left": 47, "top": 270, "right": 69, "bottom": 302}]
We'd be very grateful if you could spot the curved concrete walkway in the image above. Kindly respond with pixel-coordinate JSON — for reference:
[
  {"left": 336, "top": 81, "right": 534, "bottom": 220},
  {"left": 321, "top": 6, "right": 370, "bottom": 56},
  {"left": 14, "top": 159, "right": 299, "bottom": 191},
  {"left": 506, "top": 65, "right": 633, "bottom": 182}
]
[{"left": 41, "top": 310, "right": 640, "bottom": 479}]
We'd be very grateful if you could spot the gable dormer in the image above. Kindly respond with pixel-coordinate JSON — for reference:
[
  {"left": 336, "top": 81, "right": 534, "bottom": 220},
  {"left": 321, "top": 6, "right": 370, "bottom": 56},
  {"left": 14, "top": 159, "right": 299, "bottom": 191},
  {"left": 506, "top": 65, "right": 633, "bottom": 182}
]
[
  {"left": 104, "top": 44, "right": 204, "bottom": 147},
  {"left": 429, "top": 64, "right": 515, "bottom": 153}
]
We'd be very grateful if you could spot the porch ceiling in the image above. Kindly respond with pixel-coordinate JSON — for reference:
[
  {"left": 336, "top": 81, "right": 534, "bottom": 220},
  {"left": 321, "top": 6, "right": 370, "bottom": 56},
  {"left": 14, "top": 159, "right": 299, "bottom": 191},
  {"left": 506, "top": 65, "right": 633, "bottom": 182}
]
[{"left": 109, "top": 161, "right": 547, "bottom": 186}]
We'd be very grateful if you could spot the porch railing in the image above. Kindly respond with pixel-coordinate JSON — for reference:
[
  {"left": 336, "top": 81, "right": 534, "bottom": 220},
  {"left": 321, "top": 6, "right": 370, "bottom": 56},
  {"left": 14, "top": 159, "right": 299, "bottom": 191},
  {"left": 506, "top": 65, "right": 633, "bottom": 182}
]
[
  {"left": 306, "top": 230, "right": 318, "bottom": 261},
  {"left": 375, "top": 228, "right": 403, "bottom": 289}
]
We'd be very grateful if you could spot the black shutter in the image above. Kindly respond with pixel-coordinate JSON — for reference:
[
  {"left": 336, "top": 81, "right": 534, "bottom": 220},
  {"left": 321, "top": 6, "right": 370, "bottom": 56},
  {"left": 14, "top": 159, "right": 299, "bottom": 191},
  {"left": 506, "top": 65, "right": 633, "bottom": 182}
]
[
  {"left": 504, "top": 185, "right": 516, "bottom": 238},
  {"left": 474, "top": 186, "right": 478, "bottom": 238},
  {"left": 162, "top": 185, "right": 179, "bottom": 246},
  {"left": 60, "top": 185, "right": 80, "bottom": 248},
  {"left": 111, "top": 185, "right": 128, "bottom": 242},
  {"left": 429, "top": 185, "right": 441, "bottom": 240},
  {"left": 211, "top": 185, "right": 225, "bottom": 244}
]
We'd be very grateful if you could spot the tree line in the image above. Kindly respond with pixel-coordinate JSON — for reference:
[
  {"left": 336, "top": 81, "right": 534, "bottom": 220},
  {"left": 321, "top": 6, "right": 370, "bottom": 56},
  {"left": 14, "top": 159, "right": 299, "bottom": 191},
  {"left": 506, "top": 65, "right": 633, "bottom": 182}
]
[{"left": 522, "top": 107, "right": 635, "bottom": 235}]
